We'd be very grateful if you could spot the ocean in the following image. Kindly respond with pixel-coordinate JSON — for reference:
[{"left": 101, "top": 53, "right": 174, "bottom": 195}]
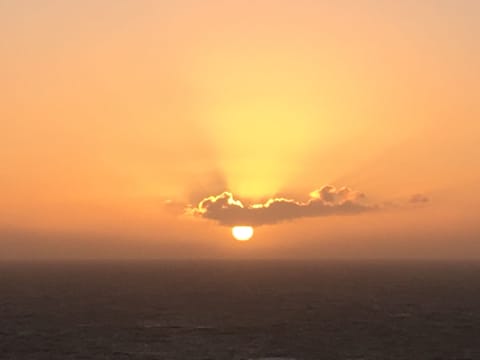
[{"left": 1, "top": 260, "right": 479, "bottom": 359}]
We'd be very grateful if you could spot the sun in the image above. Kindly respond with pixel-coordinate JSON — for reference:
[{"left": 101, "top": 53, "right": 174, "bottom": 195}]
[{"left": 232, "top": 226, "right": 254, "bottom": 241}]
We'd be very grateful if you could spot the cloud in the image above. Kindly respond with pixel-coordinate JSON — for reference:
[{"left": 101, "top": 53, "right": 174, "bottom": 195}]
[
  {"left": 409, "top": 193, "right": 430, "bottom": 204},
  {"left": 186, "top": 186, "right": 375, "bottom": 226}
]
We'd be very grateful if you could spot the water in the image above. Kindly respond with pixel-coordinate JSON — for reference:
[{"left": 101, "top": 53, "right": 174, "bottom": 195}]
[{"left": 1, "top": 260, "right": 479, "bottom": 359}]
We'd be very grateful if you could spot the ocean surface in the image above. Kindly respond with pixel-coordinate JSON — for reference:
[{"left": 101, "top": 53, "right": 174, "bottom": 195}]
[{"left": 1, "top": 260, "right": 479, "bottom": 359}]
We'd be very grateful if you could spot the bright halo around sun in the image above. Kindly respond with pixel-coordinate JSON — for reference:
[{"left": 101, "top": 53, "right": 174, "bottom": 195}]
[{"left": 232, "top": 226, "right": 254, "bottom": 241}]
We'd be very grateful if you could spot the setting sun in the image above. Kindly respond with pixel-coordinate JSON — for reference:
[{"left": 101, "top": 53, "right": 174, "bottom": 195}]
[
  {"left": 232, "top": 226, "right": 254, "bottom": 241},
  {"left": 1, "top": 1, "right": 479, "bottom": 358}
]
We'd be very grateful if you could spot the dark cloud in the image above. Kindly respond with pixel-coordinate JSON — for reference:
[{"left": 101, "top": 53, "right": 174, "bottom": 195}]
[
  {"left": 409, "top": 193, "right": 430, "bottom": 204},
  {"left": 187, "top": 186, "right": 375, "bottom": 226}
]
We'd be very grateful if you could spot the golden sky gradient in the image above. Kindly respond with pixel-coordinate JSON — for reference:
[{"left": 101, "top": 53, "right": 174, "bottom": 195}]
[{"left": 1, "top": 0, "right": 479, "bottom": 259}]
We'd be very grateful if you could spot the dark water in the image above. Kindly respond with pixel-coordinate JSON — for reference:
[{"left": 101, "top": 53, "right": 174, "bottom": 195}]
[{"left": 1, "top": 261, "right": 480, "bottom": 359}]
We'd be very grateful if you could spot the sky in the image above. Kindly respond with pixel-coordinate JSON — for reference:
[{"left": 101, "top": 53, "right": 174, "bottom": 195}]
[{"left": 1, "top": 0, "right": 479, "bottom": 259}]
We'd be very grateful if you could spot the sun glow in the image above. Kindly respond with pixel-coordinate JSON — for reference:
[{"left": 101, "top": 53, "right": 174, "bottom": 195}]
[{"left": 232, "top": 226, "right": 254, "bottom": 241}]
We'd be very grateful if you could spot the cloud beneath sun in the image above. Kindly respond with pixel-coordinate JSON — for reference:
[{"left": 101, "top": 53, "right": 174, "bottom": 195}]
[{"left": 186, "top": 186, "right": 377, "bottom": 226}]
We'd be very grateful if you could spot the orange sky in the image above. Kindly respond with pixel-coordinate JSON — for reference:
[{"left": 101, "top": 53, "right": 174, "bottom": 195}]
[{"left": 1, "top": 0, "right": 479, "bottom": 259}]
